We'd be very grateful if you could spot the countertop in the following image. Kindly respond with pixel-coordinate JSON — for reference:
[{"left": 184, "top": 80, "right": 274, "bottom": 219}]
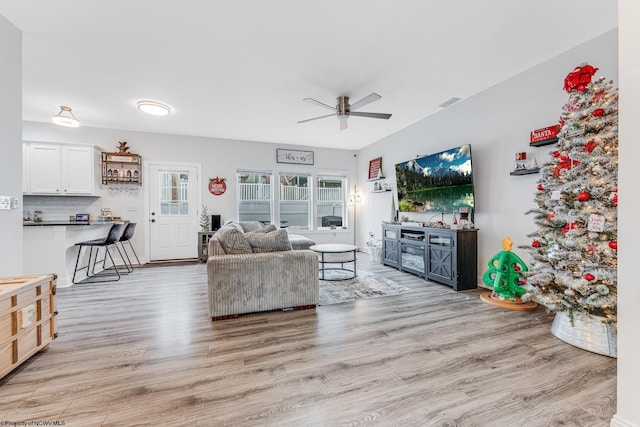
[{"left": 23, "top": 221, "right": 118, "bottom": 227}]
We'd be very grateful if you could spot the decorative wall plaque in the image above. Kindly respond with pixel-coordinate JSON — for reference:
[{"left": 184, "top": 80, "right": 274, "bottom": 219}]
[{"left": 276, "top": 149, "right": 314, "bottom": 165}]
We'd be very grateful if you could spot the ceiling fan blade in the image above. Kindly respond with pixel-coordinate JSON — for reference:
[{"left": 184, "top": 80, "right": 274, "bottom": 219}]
[
  {"left": 349, "top": 93, "right": 382, "bottom": 111},
  {"left": 350, "top": 111, "right": 392, "bottom": 120},
  {"left": 303, "top": 98, "right": 337, "bottom": 112},
  {"left": 340, "top": 117, "right": 348, "bottom": 131},
  {"left": 297, "top": 113, "right": 336, "bottom": 124}
]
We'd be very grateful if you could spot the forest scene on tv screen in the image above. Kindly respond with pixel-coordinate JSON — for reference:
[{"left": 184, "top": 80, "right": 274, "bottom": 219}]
[{"left": 395, "top": 144, "right": 474, "bottom": 213}]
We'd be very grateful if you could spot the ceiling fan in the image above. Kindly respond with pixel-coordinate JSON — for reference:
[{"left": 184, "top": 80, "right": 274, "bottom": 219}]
[{"left": 297, "top": 93, "right": 392, "bottom": 130}]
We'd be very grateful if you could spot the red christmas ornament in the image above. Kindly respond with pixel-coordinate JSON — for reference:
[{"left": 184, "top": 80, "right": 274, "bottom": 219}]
[
  {"left": 546, "top": 212, "right": 555, "bottom": 221},
  {"left": 592, "top": 108, "right": 605, "bottom": 117},
  {"left": 609, "top": 241, "right": 618, "bottom": 250},
  {"left": 610, "top": 190, "right": 618, "bottom": 207},
  {"left": 552, "top": 156, "right": 580, "bottom": 177},
  {"left": 561, "top": 222, "right": 578, "bottom": 234},
  {"left": 532, "top": 240, "right": 541, "bottom": 248},
  {"left": 552, "top": 150, "right": 561, "bottom": 158},
  {"left": 563, "top": 64, "right": 598, "bottom": 93},
  {"left": 583, "top": 273, "right": 596, "bottom": 281},
  {"left": 584, "top": 140, "right": 597, "bottom": 153},
  {"left": 577, "top": 191, "right": 590, "bottom": 201},
  {"left": 592, "top": 90, "right": 607, "bottom": 102},
  {"left": 586, "top": 242, "right": 599, "bottom": 254},
  {"left": 513, "top": 265, "right": 522, "bottom": 271},
  {"left": 537, "top": 183, "right": 544, "bottom": 191}
]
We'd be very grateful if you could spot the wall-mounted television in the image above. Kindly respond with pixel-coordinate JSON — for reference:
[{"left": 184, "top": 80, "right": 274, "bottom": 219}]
[{"left": 395, "top": 144, "right": 474, "bottom": 213}]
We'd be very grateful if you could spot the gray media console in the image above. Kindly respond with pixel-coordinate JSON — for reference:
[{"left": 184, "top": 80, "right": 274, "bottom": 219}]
[{"left": 382, "top": 224, "right": 478, "bottom": 291}]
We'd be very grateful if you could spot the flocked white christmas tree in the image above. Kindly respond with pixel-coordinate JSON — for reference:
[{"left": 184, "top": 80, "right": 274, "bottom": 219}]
[{"left": 522, "top": 64, "right": 618, "bottom": 325}]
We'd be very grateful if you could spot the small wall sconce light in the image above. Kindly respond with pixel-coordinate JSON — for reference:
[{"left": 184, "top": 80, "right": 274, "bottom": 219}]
[{"left": 52, "top": 105, "right": 80, "bottom": 127}]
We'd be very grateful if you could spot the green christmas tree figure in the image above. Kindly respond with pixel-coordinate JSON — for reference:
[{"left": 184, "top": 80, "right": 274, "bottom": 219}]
[
  {"left": 482, "top": 236, "right": 529, "bottom": 301},
  {"left": 199, "top": 204, "right": 210, "bottom": 231},
  {"left": 522, "top": 64, "right": 618, "bottom": 325}
]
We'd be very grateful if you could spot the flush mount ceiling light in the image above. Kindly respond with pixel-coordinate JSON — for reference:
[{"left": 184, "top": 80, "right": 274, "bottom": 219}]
[
  {"left": 52, "top": 105, "right": 80, "bottom": 127},
  {"left": 137, "top": 100, "right": 171, "bottom": 116}
]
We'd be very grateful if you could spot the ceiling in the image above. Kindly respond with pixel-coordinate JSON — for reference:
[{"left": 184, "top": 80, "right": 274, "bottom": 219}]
[{"left": 0, "top": 1, "right": 618, "bottom": 150}]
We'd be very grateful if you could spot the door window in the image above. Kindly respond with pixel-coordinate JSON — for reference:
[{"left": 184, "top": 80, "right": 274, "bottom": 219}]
[{"left": 159, "top": 172, "right": 190, "bottom": 215}]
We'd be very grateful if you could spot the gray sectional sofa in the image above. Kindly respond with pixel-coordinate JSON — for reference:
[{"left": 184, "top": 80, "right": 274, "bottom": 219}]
[{"left": 206, "top": 221, "right": 319, "bottom": 320}]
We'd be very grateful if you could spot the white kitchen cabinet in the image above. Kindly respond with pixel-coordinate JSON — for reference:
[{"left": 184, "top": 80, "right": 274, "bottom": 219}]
[{"left": 24, "top": 142, "right": 102, "bottom": 196}]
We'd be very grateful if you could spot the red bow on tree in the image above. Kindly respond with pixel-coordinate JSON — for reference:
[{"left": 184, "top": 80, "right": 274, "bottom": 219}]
[
  {"left": 584, "top": 140, "right": 597, "bottom": 153},
  {"left": 563, "top": 64, "right": 598, "bottom": 93}
]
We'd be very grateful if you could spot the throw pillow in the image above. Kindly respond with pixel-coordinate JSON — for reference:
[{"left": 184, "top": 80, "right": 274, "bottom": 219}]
[
  {"left": 248, "top": 224, "right": 277, "bottom": 234},
  {"left": 246, "top": 229, "right": 292, "bottom": 253},
  {"left": 239, "top": 221, "right": 263, "bottom": 233},
  {"left": 216, "top": 226, "right": 253, "bottom": 254}
]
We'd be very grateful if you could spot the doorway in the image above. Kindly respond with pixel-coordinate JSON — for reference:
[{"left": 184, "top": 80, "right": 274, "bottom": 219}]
[{"left": 147, "top": 163, "right": 200, "bottom": 261}]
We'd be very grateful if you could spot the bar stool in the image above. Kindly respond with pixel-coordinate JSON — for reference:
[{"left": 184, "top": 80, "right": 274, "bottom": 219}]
[
  {"left": 118, "top": 222, "right": 141, "bottom": 270},
  {"left": 72, "top": 222, "right": 126, "bottom": 284}
]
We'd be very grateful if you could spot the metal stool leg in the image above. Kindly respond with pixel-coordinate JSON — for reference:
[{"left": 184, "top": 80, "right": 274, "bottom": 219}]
[{"left": 120, "top": 240, "right": 141, "bottom": 268}]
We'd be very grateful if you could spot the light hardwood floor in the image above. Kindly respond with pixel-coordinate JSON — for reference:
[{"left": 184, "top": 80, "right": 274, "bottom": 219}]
[{"left": 0, "top": 255, "right": 616, "bottom": 426}]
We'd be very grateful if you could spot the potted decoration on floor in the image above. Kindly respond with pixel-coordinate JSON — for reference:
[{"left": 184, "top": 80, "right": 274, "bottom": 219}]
[
  {"left": 521, "top": 64, "right": 618, "bottom": 358},
  {"left": 480, "top": 236, "right": 537, "bottom": 311}
]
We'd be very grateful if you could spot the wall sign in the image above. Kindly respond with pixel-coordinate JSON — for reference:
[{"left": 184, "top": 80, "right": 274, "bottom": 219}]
[
  {"left": 276, "top": 148, "right": 314, "bottom": 165},
  {"left": 208, "top": 177, "right": 227, "bottom": 196},
  {"left": 368, "top": 157, "right": 383, "bottom": 180}
]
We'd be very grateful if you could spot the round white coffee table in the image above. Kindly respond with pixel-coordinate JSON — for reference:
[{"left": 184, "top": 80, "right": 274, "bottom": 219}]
[{"left": 309, "top": 244, "right": 357, "bottom": 280}]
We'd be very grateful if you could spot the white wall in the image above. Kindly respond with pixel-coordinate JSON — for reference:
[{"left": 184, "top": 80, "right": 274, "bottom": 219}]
[
  {"left": 0, "top": 15, "right": 22, "bottom": 276},
  {"left": 357, "top": 30, "right": 618, "bottom": 274},
  {"left": 22, "top": 122, "right": 358, "bottom": 261},
  {"left": 614, "top": 1, "right": 640, "bottom": 426}
]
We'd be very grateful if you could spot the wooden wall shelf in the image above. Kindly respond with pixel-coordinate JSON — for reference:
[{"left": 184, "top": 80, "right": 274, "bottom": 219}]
[
  {"left": 102, "top": 152, "right": 142, "bottom": 185},
  {"left": 510, "top": 168, "right": 540, "bottom": 176},
  {"left": 530, "top": 138, "right": 558, "bottom": 147}
]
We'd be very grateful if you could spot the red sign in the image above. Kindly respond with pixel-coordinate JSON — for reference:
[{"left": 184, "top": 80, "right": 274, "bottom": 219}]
[
  {"left": 530, "top": 125, "right": 560, "bottom": 144},
  {"left": 208, "top": 177, "right": 227, "bottom": 196},
  {"left": 368, "top": 157, "right": 383, "bottom": 180}
]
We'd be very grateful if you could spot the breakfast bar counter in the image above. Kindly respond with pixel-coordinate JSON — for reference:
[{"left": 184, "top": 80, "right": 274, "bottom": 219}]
[{"left": 23, "top": 222, "right": 116, "bottom": 287}]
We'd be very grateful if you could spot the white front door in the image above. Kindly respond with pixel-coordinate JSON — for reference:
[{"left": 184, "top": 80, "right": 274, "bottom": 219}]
[{"left": 149, "top": 163, "right": 200, "bottom": 261}]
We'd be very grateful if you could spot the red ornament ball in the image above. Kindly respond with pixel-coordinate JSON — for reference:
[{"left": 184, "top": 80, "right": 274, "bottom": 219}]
[
  {"left": 583, "top": 273, "right": 596, "bottom": 281},
  {"left": 514, "top": 265, "right": 521, "bottom": 271},
  {"left": 552, "top": 151, "right": 561, "bottom": 158},
  {"left": 532, "top": 240, "right": 541, "bottom": 248},
  {"left": 609, "top": 241, "right": 618, "bottom": 250},
  {"left": 577, "top": 191, "right": 590, "bottom": 201},
  {"left": 537, "top": 183, "right": 544, "bottom": 191},
  {"left": 592, "top": 108, "right": 605, "bottom": 117}
]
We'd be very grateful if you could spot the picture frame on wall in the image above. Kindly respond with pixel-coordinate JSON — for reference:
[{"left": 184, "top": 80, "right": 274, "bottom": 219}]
[
  {"left": 368, "top": 157, "right": 383, "bottom": 180},
  {"left": 276, "top": 148, "right": 314, "bottom": 165}
]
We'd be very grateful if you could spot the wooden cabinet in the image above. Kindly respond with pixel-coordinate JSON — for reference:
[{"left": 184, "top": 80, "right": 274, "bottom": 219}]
[
  {"left": 101, "top": 152, "right": 142, "bottom": 185},
  {"left": 0, "top": 274, "right": 57, "bottom": 380},
  {"left": 383, "top": 227, "right": 400, "bottom": 267},
  {"left": 198, "top": 231, "right": 215, "bottom": 262},
  {"left": 382, "top": 224, "right": 478, "bottom": 291},
  {"left": 23, "top": 142, "right": 102, "bottom": 196}
]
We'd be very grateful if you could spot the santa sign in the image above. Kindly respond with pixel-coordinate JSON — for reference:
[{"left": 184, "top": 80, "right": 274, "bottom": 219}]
[{"left": 208, "top": 177, "right": 227, "bottom": 196}]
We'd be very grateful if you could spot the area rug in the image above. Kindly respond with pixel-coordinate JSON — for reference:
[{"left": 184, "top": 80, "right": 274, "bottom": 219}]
[{"left": 319, "top": 268, "right": 414, "bottom": 305}]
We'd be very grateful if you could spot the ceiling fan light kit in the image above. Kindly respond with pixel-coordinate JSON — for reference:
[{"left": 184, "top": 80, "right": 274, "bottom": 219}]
[{"left": 298, "top": 92, "right": 391, "bottom": 130}]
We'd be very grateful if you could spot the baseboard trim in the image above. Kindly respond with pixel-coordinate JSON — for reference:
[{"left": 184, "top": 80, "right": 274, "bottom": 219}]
[{"left": 611, "top": 414, "right": 639, "bottom": 427}]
